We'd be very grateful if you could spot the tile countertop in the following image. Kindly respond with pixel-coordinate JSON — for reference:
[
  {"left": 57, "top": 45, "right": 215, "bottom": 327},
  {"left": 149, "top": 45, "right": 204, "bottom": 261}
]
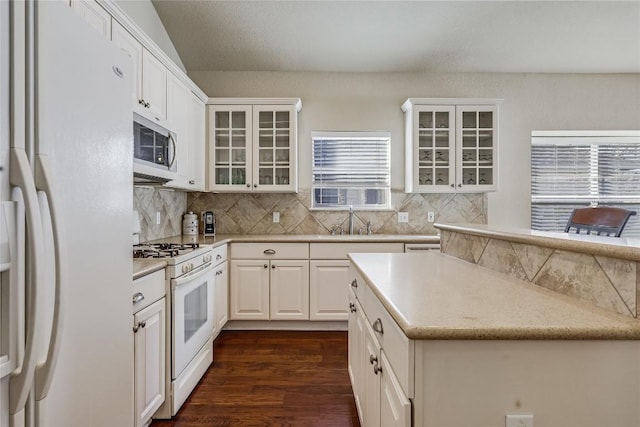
[
  {"left": 436, "top": 223, "right": 640, "bottom": 262},
  {"left": 348, "top": 252, "right": 640, "bottom": 340},
  {"left": 145, "top": 233, "right": 441, "bottom": 247}
]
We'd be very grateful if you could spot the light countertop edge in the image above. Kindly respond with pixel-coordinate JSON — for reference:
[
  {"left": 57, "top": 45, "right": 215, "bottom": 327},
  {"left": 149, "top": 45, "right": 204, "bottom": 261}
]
[
  {"left": 133, "top": 259, "right": 167, "bottom": 281},
  {"left": 348, "top": 252, "right": 640, "bottom": 340},
  {"left": 435, "top": 223, "right": 640, "bottom": 262}
]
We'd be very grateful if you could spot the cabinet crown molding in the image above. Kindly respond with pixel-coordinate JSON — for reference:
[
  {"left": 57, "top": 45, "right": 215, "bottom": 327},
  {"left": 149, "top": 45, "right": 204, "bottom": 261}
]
[
  {"left": 207, "top": 97, "right": 302, "bottom": 112},
  {"left": 401, "top": 98, "right": 503, "bottom": 112}
]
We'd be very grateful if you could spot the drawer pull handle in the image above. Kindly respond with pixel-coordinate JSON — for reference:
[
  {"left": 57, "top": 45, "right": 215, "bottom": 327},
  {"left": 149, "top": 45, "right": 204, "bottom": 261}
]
[
  {"left": 132, "top": 292, "right": 144, "bottom": 305},
  {"left": 350, "top": 278, "right": 357, "bottom": 288},
  {"left": 373, "top": 362, "right": 382, "bottom": 375},
  {"left": 216, "top": 254, "right": 222, "bottom": 260},
  {"left": 132, "top": 321, "right": 146, "bottom": 333},
  {"left": 372, "top": 318, "right": 384, "bottom": 334},
  {"left": 349, "top": 302, "right": 356, "bottom": 313},
  {"left": 369, "top": 354, "right": 377, "bottom": 365},
  {"left": 264, "top": 249, "right": 276, "bottom": 255}
]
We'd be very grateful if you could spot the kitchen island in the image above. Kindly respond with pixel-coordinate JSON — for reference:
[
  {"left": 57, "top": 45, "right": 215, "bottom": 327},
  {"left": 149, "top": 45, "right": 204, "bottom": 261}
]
[{"left": 348, "top": 249, "right": 640, "bottom": 427}]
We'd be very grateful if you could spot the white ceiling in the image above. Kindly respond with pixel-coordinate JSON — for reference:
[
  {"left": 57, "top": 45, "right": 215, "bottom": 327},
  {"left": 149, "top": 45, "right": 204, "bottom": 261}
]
[{"left": 151, "top": 1, "right": 640, "bottom": 73}]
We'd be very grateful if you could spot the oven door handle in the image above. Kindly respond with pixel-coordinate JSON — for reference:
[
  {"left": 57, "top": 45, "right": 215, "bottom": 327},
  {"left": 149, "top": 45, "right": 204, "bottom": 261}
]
[{"left": 172, "top": 262, "right": 213, "bottom": 288}]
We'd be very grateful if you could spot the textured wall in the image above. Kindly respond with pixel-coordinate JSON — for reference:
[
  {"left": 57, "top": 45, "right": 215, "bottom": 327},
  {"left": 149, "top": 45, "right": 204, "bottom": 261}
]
[
  {"left": 187, "top": 190, "right": 486, "bottom": 235},
  {"left": 133, "top": 186, "right": 186, "bottom": 242},
  {"left": 441, "top": 230, "right": 639, "bottom": 318}
]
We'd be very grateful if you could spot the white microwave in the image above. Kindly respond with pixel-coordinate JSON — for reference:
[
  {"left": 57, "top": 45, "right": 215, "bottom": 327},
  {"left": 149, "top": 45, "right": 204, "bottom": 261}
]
[{"left": 133, "top": 113, "right": 176, "bottom": 181}]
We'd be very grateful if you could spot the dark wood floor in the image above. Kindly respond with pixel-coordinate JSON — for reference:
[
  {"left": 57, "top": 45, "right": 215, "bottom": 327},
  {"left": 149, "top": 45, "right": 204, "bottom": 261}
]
[{"left": 151, "top": 330, "right": 361, "bottom": 427}]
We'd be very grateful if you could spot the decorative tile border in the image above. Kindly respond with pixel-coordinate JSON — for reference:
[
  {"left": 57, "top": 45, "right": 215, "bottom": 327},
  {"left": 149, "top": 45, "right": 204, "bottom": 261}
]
[{"left": 442, "top": 230, "right": 639, "bottom": 318}]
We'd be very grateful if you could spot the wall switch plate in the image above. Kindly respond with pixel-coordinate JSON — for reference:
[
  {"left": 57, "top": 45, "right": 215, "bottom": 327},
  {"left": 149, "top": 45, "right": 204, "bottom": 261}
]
[
  {"left": 273, "top": 211, "right": 280, "bottom": 223},
  {"left": 156, "top": 211, "right": 161, "bottom": 225},
  {"left": 427, "top": 211, "right": 435, "bottom": 222},
  {"left": 506, "top": 414, "right": 534, "bottom": 427},
  {"left": 398, "top": 212, "right": 409, "bottom": 223}
]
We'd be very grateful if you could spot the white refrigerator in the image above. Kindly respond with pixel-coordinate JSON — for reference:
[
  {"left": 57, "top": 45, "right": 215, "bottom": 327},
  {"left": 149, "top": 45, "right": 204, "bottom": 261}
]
[{"left": 1, "top": 2, "right": 134, "bottom": 426}]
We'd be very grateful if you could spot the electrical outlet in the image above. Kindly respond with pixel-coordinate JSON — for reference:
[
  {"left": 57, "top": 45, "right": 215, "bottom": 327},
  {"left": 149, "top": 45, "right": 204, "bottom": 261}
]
[
  {"left": 273, "top": 211, "right": 280, "bottom": 223},
  {"left": 505, "top": 414, "right": 533, "bottom": 427},
  {"left": 398, "top": 212, "right": 409, "bottom": 223},
  {"left": 427, "top": 211, "right": 435, "bottom": 222},
  {"left": 156, "top": 211, "right": 161, "bottom": 225}
]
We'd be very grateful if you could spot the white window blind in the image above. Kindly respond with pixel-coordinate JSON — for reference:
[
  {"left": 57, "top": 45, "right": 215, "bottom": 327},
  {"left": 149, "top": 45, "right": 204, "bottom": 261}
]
[
  {"left": 531, "top": 131, "right": 640, "bottom": 237},
  {"left": 311, "top": 131, "right": 391, "bottom": 209}
]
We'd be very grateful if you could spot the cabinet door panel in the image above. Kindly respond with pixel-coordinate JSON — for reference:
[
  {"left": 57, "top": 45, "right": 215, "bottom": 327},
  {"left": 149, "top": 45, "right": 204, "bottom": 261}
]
[
  {"left": 70, "top": 0, "right": 111, "bottom": 39},
  {"left": 230, "top": 260, "right": 269, "bottom": 320},
  {"left": 111, "top": 20, "right": 142, "bottom": 106},
  {"left": 141, "top": 49, "right": 167, "bottom": 122},
  {"left": 214, "top": 261, "right": 228, "bottom": 336},
  {"left": 270, "top": 260, "right": 309, "bottom": 320},
  {"left": 348, "top": 290, "right": 365, "bottom": 422},
  {"left": 166, "top": 73, "right": 191, "bottom": 188},
  {"left": 251, "top": 105, "right": 296, "bottom": 192},
  {"left": 411, "top": 105, "right": 455, "bottom": 193},
  {"left": 188, "top": 94, "right": 206, "bottom": 190},
  {"left": 380, "top": 352, "right": 411, "bottom": 427},
  {"left": 309, "top": 260, "right": 349, "bottom": 320},
  {"left": 208, "top": 106, "right": 252, "bottom": 191},
  {"left": 455, "top": 105, "right": 498, "bottom": 192},
  {"left": 134, "top": 298, "right": 166, "bottom": 427},
  {"left": 363, "top": 321, "right": 381, "bottom": 427}
]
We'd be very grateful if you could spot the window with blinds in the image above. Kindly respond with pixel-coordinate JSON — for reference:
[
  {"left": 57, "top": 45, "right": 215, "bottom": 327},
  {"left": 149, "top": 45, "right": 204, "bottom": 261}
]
[
  {"left": 311, "top": 131, "right": 391, "bottom": 209},
  {"left": 531, "top": 131, "right": 640, "bottom": 238}
]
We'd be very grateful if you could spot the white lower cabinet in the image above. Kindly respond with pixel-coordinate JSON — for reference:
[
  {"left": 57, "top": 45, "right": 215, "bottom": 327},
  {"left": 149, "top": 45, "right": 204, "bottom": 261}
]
[
  {"left": 134, "top": 298, "right": 166, "bottom": 427},
  {"left": 270, "top": 260, "right": 309, "bottom": 320},
  {"left": 214, "top": 261, "right": 228, "bottom": 336},
  {"left": 230, "top": 260, "right": 270, "bottom": 320},
  {"left": 348, "top": 269, "right": 411, "bottom": 427},
  {"left": 310, "top": 260, "right": 350, "bottom": 320}
]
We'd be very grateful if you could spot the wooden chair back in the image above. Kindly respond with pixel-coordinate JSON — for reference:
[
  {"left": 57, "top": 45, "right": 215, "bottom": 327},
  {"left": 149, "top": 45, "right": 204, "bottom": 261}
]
[{"left": 564, "top": 207, "right": 636, "bottom": 237}]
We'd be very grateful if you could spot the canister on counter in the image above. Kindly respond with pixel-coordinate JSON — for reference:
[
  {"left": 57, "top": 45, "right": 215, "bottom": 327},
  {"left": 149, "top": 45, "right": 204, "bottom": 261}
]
[{"left": 182, "top": 211, "right": 198, "bottom": 235}]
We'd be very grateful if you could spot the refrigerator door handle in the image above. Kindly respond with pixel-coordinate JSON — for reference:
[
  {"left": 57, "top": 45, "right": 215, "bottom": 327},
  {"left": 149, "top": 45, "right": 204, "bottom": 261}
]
[
  {"left": 34, "top": 154, "right": 65, "bottom": 401},
  {"left": 8, "top": 148, "right": 46, "bottom": 415}
]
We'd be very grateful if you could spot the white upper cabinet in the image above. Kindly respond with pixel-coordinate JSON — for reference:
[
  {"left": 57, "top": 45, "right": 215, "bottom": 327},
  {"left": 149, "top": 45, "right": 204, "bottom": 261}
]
[
  {"left": 111, "top": 20, "right": 142, "bottom": 107},
  {"left": 207, "top": 99, "right": 301, "bottom": 193},
  {"left": 141, "top": 49, "right": 167, "bottom": 123},
  {"left": 403, "top": 98, "right": 500, "bottom": 193},
  {"left": 166, "top": 72, "right": 190, "bottom": 187},
  {"left": 188, "top": 93, "right": 206, "bottom": 191},
  {"left": 111, "top": 21, "right": 167, "bottom": 124},
  {"left": 70, "top": 0, "right": 111, "bottom": 40}
]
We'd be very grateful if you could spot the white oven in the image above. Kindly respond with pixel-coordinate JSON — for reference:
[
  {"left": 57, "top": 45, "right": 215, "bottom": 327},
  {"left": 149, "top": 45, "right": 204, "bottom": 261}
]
[{"left": 171, "top": 261, "right": 214, "bottom": 379}]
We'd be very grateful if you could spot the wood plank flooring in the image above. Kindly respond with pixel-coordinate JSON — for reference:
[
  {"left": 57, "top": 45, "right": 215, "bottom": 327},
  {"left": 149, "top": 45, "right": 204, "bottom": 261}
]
[{"left": 151, "top": 330, "right": 361, "bottom": 427}]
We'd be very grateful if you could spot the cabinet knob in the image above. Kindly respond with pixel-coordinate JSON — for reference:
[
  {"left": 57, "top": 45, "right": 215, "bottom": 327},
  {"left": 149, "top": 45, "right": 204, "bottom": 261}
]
[
  {"left": 350, "top": 278, "right": 358, "bottom": 288},
  {"left": 450, "top": 184, "right": 454, "bottom": 188},
  {"left": 369, "top": 354, "right": 377, "bottom": 365},
  {"left": 349, "top": 302, "right": 356, "bottom": 313},
  {"left": 458, "top": 183, "right": 462, "bottom": 188},
  {"left": 264, "top": 264, "right": 268, "bottom": 269},
  {"left": 254, "top": 184, "right": 258, "bottom": 188},
  {"left": 246, "top": 184, "right": 250, "bottom": 188},
  {"left": 271, "top": 264, "right": 275, "bottom": 269},
  {"left": 189, "top": 180, "right": 195, "bottom": 185}
]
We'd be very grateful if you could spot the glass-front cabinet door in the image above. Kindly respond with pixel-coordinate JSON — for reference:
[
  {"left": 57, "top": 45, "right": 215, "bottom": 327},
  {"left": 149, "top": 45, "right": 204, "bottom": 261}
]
[
  {"left": 403, "top": 99, "right": 499, "bottom": 193},
  {"left": 252, "top": 105, "right": 296, "bottom": 192},
  {"left": 209, "top": 106, "right": 252, "bottom": 191},
  {"left": 456, "top": 105, "right": 497, "bottom": 192},
  {"left": 412, "top": 106, "right": 455, "bottom": 192}
]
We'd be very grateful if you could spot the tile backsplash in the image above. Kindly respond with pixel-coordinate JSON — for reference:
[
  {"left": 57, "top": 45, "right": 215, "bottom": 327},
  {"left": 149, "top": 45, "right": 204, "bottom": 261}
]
[
  {"left": 134, "top": 186, "right": 187, "bottom": 242},
  {"left": 187, "top": 190, "right": 486, "bottom": 235}
]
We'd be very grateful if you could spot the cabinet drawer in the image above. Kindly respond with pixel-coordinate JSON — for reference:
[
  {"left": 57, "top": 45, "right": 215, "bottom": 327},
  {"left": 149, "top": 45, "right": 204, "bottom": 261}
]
[
  {"left": 211, "top": 244, "right": 228, "bottom": 266},
  {"left": 310, "top": 242, "right": 404, "bottom": 259},
  {"left": 230, "top": 242, "right": 309, "bottom": 259},
  {"left": 133, "top": 269, "right": 166, "bottom": 314},
  {"left": 365, "top": 286, "right": 414, "bottom": 398}
]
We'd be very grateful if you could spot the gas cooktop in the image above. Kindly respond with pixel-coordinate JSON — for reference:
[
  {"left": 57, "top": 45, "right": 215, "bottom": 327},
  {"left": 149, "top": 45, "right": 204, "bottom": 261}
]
[{"left": 133, "top": 242, "right": 201, "bottom": 259}]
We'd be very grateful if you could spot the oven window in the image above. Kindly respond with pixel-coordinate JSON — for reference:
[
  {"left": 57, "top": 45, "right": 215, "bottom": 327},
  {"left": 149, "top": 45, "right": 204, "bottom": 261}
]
[{"left": 183, "top": 282, "right": 208, "bottom": 342}]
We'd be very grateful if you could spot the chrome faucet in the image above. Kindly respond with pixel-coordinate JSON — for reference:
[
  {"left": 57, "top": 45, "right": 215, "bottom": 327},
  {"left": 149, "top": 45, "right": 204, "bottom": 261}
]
[{"left": 348, "top": 205, "right": 354, "bottom": 235}]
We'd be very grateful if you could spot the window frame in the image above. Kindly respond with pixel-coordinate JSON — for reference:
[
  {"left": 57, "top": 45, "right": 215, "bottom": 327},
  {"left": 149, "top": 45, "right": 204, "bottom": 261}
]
[{"left": 310, "top": 130, "right": 391, "bottom": 211}]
